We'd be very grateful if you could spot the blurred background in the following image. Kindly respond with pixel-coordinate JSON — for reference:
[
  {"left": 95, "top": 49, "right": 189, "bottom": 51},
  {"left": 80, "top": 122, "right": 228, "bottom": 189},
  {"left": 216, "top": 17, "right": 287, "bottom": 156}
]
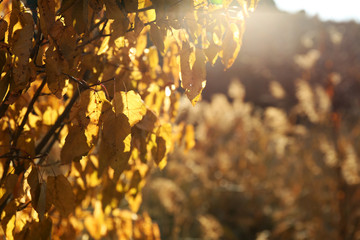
[{"left": 141, "top": 0, "right": 360, "bottom": 239}]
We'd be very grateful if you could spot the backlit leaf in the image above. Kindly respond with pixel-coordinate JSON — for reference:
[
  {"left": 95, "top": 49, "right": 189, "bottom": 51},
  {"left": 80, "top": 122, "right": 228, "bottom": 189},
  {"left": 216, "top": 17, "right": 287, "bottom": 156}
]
[
  {"left": 150, "top": 23, "right": 165, "bottom": 54},
  {"left": 152, "top": 123, "right": 172, "bottom": 169},
  {"left": 47, "top": 175, "right": 76, "bottom": 217},
  {"left": 45, "top": 43, "right": 68, "bottom": 98},
  {"left": 221, "top": 22, "right": 243, "bottom": 69},
  {"left": 58, "top": 0, "right": 78, "bottom": 14},
  {"left": 21, "top": 217, "right": 52, "bottom": 240},
  {"left": 180, "top": 42, "right": 207, "bottom": 105},
  {"left": 72, "top": 0, "right": 89, "bottom": 34},
  {"left": 136, "top": 110, "right": 158, "bottom": 132},
  {"left": 11, "top": 13, "right": 34, "bottom": 91},
  {"left": 0, "top": 72, "right": 10, "bottom": 104},
  {"left": 98, "top": 101, "right": 132, "bottom": 179},
  {"left": 0, "top": 200, "right": 16, "bottom": 239},
  {"left": 114, "top": 90, "right": 146, "bottom": 127},
  {"left": 38, "top": 0, "right": 56, "bottom": 36},
  {"left": 61, "top": 125, "right": 91, "bottom": 164}
]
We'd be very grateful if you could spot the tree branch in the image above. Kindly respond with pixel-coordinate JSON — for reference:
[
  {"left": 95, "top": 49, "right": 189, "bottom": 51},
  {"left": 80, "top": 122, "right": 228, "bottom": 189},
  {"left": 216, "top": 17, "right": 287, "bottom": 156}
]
[
  {"left": 12, "top": 78, "right": 46, "bottom": 147},
  {"left": 35, "top": 88, "right": 80, "bottom": 155}
]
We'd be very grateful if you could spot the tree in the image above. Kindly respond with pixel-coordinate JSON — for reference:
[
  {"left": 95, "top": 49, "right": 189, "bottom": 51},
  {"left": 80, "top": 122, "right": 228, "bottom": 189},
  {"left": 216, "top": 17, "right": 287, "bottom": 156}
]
[{"left": 0, "top": 0, "right": 257, "bottom": 238}]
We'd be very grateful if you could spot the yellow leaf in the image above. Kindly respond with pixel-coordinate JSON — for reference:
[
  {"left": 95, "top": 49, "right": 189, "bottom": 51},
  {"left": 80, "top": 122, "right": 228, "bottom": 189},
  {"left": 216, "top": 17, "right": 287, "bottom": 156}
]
[
  {"left": 45, "top": 44, "right": 68, "bottom": 98},
  {"left": 136, "top": 110, "right": 158, "bottom": 132},
  {"left": 46, "top": 175, "right": 76, "bottom": 217},
  {"left": 48, "top": 21, "right": 77, "bottom": 63},
  {"left": 221, "top": 22, "right": 243, "bottom": 69},
  {"left": 42, "top": 106, "right": 58, "bottom": 125},
  {"left": 11, "top": 13, "right": 34, "bottom": 91},
  {"left": 98, "top": 101, "right": 132, "bottom": 180},
  {"left": 0, "top": 72, "right": 10, "bottom": 104},
  {"left": 185, "top": 124, "right": 195, "bottom": 151},
  {"left": 27, "top": 168, "right": 49, "bottom": 220},
  {"left": 148, "top": 46, "right": 159, "bottom": 70},
  {"left": 149, "top": 23, "right": 165, "bottom": 54},
  {"left": 114, "top": 90, "right": 146, "bottom": 127},
  {"left": 152, "top": 123, "right": 172, "bottom": 169},
  {"left": 204, "top": 41, "right": 221, "bottom": 65},
  {"left": 0, "top": 174, "right": 17, "bottom": 205},
  {"left": 0, "top": 200, "right": 16, "bottom": 238},
  {"left": 61, "top": 125, "right": 91, "bottom": 164},
  {"left": 180, "top": 42, "right": 207, "bottom": 105}
]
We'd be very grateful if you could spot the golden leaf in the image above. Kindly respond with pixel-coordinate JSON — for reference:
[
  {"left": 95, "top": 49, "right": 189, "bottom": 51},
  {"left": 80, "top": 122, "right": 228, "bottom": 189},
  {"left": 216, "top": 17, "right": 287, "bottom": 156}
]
[
  {"left": 0, "top": 72, "right": 10, "bottom": 104},
  {"left": 60, "top": 125, "right": 91, "bottom": 164},
  {"left": 27, "top": 168, "right": 49, "bottom": 220},
  {"left": 204, "top": 41, "right": 221, "bottom": 65},
  {"left": 180, "top": 42, "right": 207, "bottom": 105},
  {"left": 148, "top": 46, "right": 159, "bottom": 70},
  {"left": 38, "top": 0, "right": 55, "bottom": 36},
  {"left": 21, "top": 217, "right": 52, "bottom": 240},
  {"left": 0, "top": 174, "right": 17, "bottom": 205},
  {"left": 11, "top": 13, "right": 34, "bottom": 91},
  {"left": 46, "top": 175, "right": 76, "bottom": 217},
  {"left": 45, "top": 44, "right": 68, "bottom": 98},
  {"left": 0, "top": 200, "right": 16, "bottom": 238},
  {"left": 114, "top": 90, "right": 146, "bottom": 127},
  {"left": 17, "top": 131, "right": 36, "bottom": 157},
  {"left": 152, "top": 123, "right": 172, "bottom": 169},
  {"left": 27, "top": 167, "right": 39, "bottom": 206},
  {"left": 98, "top": 101, "right": 132, "bottom": 180},
  {"left": 36, "top": 183, "right": 47, "bottom": 221},
  {"left": 184, "top": 124, "right": 195, "bottom": 151},
  {"left": 136, "top": 110, "right": 158, "bottom": 132},
  {"left": 48, "top": 21, "right": 77, "bottom": 63},
  {"left": 149, "top": 23, "right": 165, "bottom": 54},
  {"left": 221, "top": 22, "right": 243, "bottom": 69}
]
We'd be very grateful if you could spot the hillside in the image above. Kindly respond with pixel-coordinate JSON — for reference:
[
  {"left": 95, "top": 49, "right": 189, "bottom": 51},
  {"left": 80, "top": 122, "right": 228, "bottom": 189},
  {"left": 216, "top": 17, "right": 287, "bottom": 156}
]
[{"left": 204, "top": 0, "right": 360, "bottom": 114}]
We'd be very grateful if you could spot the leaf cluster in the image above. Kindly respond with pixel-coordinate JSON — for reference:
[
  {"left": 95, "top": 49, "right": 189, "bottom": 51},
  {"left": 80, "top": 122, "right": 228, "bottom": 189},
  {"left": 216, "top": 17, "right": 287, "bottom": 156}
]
[{"left": 0, "top": 0, "right": 257, "bottom": 238}]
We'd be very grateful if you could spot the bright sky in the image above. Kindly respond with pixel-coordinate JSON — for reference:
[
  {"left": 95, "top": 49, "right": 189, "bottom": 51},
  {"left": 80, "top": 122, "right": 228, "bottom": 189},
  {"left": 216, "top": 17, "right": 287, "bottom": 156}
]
[{"left": 273, "top": 0, "right": 360, "bottom": 22}]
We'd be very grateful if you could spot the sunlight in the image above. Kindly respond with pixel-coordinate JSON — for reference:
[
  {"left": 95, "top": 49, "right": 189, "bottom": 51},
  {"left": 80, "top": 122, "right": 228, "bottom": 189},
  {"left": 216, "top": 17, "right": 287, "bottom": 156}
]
[{"left": 274, "top": 0, "right": 360, "bottom": 22}]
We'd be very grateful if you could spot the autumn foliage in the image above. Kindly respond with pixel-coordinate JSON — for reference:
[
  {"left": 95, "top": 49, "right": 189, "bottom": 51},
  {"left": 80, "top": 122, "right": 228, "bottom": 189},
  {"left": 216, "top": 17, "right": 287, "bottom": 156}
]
[
  {"left": 0, "top": 0, "right": 258, "bottom": 238},
  {"left": 142, "top": 4, "right": 360, "bottom": 239}
]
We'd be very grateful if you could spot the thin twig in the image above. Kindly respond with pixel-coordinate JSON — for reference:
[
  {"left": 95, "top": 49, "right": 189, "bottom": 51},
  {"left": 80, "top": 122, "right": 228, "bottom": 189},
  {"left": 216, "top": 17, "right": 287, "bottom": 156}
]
[
  {"left": 89, "top": 17, "right": 107, "bottom": 32},
  {"left": 77, "top": 19, "right": 109, "bottom": 48},
  {"left": 35, "top": 88, "right": 80, "bottom": 155},
  {"left": 38, "top": 123, "right": 65, "bottom": 165},
  {"left": 12, "top": 78, "right": 46, "bottom": 147},
  {"left": 126, "top": 20, "right": 156, "bottom": 32}
]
